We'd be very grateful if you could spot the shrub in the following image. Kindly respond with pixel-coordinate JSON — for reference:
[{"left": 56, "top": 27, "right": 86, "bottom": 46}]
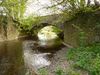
[
  {"left": 38, "top": 68, "right": 49, "bottom": 75},
  {"left": 67, "top": 43, "right": 100, "bottom": 75},
  {"left": 18, "top": 15, "right": 41, "bottom": 36}
]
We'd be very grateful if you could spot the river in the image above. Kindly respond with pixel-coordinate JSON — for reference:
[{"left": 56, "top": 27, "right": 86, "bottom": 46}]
[{"left": 0, "top": 38, "right": 64, "bottom": 75}]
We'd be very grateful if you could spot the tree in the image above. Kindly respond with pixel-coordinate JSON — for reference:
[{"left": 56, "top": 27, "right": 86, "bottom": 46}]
[
  {"left": 0, "top": 0, "right": 28, "bottom": 39},
  {"left": 0, "top": 0, "right": 27, "bottom": 21},
  {"left": 48, "top": 0, "right": 100, "bottom": 12}
]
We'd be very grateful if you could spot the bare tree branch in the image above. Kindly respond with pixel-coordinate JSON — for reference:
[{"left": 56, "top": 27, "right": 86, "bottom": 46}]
[{"left": 46, "top": 0, "right": 66, "bottom": 9}]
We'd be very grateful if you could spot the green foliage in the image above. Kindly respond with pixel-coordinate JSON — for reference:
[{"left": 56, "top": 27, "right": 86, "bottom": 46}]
[
  {"left": 59, "top": 0, "right": 100, "bottom": 23},
  {"left": 1, "top": 0, "right": 27, "bottom": 19},
  {"left": 0, "top": 0, "right": 27, "bottom": 33},
  {"left": 18, "top": 15, "right": 41, "bottom": 35},
  {"left": 52, "top": 26, "right": 63, "bottom": 34},
  {"left": 66, "top": 69, "right": 80, "bottom": 75},
  {"left": 90, "top": 54, "right": 100, "bottom": 75},
  {"left": 94, "top": 22, "right": 100, "bottom": 36},
  {"left": 38, "top": 67, "right": 80, "bottom": 75},
  {"left": 38, "top": 68, "right": 49, "bottom": 75},
  {"left": 55, "top": 68, "right": 80, "bottom": 75},
  {"left": 19, "top": 16, "right": 34, "bottom": 31},
  {"left": 67, "top": 43, "right": 100, "bottom": 75},
  {"left": 78, "top": 31, "right": 87, "bottom": 47},
  {"left": 55, "top": 68, "right": 65, "bottom": 75}
]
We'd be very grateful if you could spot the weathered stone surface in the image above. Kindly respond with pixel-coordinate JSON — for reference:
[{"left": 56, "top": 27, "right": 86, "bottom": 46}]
[
  {"left": 0, "top": 17, "right": 19, "bottom": 41},
  {"left": 0, "top": 24, "right": 7, "bottom": 41}
]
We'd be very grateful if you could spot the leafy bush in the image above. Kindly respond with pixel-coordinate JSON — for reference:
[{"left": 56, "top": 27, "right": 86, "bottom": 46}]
[
  {"left": 38, "top": 68, "right": 49, "bottom": 75},
  {"left": 67, "top": 43, "right": 100, "bottom": 75},
  {"left": 55, "top": 69, "right": 65, "bottom": 75},
  {"left": 55, "top": 68, "right": 80, "bottom": 75},
  {"left": 66, "top": 69, "right": 80, "bottom": 75},
  {"left": 18, "top": 15, "right": 41, "bottom": 35},
  {"left": 90, "top": 54, "right": 100, "bottom": 75},
  {"left": 19, "top": 16, "right": 34, "bottom": 31},
  {"left": 38, "top": 67, "right": 80, "bottom": 75}
]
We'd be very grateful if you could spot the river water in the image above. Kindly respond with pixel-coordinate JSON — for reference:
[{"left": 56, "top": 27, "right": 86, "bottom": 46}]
[
  {"left": 0, "top": 40, "right": 26, "bottom": 75},
  {"left": 0, "top": 39, "right": 63, "bottom": 75}
]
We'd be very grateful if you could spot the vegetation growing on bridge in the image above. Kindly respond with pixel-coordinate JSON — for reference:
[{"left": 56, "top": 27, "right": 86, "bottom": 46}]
[{"left": 0, "top": 0, "right": 100, "bottom": 75}]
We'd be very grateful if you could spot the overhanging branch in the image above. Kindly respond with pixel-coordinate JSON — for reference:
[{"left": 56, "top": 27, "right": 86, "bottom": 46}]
[{"left": 46, "top": 0, "right": 66, "bottom": 9}]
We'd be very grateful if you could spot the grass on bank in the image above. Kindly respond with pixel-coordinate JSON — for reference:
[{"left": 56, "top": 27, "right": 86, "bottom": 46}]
[{"left": 67, "top": 43, "right": 100, "bottom": 75}]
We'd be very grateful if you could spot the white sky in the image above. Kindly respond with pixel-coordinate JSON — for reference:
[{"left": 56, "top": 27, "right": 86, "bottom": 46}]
[
  {"left": 1, "top": 0, "right": 100, "bottom": 17},
  {"left": 24, "top": 0, "right": 61, "bottom": 17},
  {"left": 24, "top": 0, "right": 99, "bottom": 17},
  {"left": 1, "top": 0, "right": 99, "bottom": 17}
]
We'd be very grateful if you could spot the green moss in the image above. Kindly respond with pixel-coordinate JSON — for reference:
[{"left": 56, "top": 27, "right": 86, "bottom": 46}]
[{"left": 52, "top": 26, "right": 63, "bottom": 34}]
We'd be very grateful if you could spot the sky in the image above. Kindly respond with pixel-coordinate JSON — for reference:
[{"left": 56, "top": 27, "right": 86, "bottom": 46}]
[
  {"left": 24, "top": 0, "right": 61, "bottom": 17},
  {"left": 24, "top": 0, "right": 98, "bottom": 17},
  {"left": 0, "top": 0, "right": 100, "bottom": 16}
]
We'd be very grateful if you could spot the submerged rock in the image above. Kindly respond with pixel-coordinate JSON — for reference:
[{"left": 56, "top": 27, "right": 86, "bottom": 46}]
[{"left": 37, "top": 26, "right": 63, "bottom": 47}]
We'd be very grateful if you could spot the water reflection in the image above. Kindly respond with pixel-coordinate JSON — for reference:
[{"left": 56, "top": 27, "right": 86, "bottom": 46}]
[{"left": 0, "top": 40, "right": 25, "bottom": 75}]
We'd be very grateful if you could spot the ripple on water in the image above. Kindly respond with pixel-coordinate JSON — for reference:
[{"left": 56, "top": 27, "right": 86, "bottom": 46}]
[{"left": 23, "top": 40, "right": 51, "bottom": 74}]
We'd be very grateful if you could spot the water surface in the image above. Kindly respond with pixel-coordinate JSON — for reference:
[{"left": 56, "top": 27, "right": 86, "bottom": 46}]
[
  {"left": 0, "top": 39, "right": 62, "bottom": 75},
  {"left": 0, "top": 40, "right": 26, "bottom": 75}
]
